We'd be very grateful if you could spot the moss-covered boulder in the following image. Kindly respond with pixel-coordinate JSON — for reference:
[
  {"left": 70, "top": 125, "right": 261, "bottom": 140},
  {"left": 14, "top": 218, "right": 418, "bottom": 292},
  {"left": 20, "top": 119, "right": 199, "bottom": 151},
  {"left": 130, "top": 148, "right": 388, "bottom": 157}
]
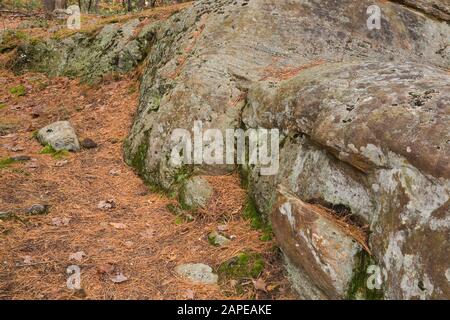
[{"left": 12, "top": 18, "right": 157, "bottom": 83}]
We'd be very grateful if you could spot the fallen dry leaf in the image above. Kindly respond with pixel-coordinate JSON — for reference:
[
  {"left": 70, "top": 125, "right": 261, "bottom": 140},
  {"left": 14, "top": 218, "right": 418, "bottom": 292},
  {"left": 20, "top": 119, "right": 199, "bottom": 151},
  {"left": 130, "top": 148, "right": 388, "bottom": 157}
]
[
  {"left": 110, "top": 222, "right": 127, "bottom": 229},
  {"left": 252, "top": 278, "right": 267, "bottom": 292},
  {"left": 22, "top": 255, "right": 32, "bottom": 265},
  {"left": 140, "top": 228, "right": 155, "bottom": 239},
  {"left": 184, "top": 289, "right": 195, "bottom": 300},
  {"left": 69, "top": 251, "right": 86, "bottom": 262},
  {"left": 97, "top": 263, "right": 115, "bottom": 275},
  {"left": 52, "top": 217, "right": 71, "bottom": 227},
  {"left": 111, "top": 273, "right": 128, "bottom": 283}
]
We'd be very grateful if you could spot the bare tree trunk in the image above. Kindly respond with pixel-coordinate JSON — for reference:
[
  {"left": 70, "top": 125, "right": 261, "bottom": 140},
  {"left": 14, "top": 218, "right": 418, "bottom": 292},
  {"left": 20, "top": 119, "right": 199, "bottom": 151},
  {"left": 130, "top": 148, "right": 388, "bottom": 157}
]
[
  {"left": 127, "top": 0, "right": 132, "bottom": 12},
  {"left": 55, "top": 0, "right": 67, "bottom": 10},
  {"left": 42, "top": 0, "right": 55, "bottom": 12},
  {"left": 42, "top": 0, "right": 67, "bottom": 11},
  {"left": 138, "top": 0, "right": 146, "bottom": 10}
]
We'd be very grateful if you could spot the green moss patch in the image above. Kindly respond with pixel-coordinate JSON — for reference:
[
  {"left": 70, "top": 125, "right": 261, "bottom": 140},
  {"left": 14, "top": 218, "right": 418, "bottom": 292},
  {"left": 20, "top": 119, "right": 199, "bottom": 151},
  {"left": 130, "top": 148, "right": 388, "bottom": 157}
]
[
  {"left": 0, "top": 30, "right": 29, "bottom": 53},
  {"left": 39, "top": 145, "right": 69, "bottom": 159},
  {"left": 9, "top": 85, "right": 26, "bottom": 97},
  {"left": 167, "top": 203, "right": 195, "bottom": 225},
  {"left": 243, "top": 197, "right": 273, "bottom": 242},
  {"left": 346, "top": 251, "right": 384, "bottom": 300},
  {"left": 0, "top": 157, "right": 16, "bottom": 169},
  {"left": 218, "top": 251, "right": 265, "bottom": 281}
]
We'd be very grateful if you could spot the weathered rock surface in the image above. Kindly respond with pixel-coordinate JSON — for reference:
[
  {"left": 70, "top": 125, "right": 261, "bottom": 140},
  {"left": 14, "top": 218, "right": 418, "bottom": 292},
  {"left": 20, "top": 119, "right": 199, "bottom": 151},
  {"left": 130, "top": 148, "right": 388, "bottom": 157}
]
[
  {"left": 272, "top": 187, "right": 364, "bottom": 299},
  {"left": 37, "top": 121, "right": 80, "bottom": 152},
  {"left": 208, "top": 231, "right": 231, "bottom": 247},
  {"left": 175, "top": 263, "right": 219, "bottom": 284},
  {"left": 124, "top": 0, "right": 450, "bottom": 189},
  {"left": 393, "top": 0, "right": 450, "bottom": 21},
  {"left": 179, "top": 176, "right": 213, "bottom": 209},
  {"left": 26, "top": 204, "right": 50, "bottom": 216},
  {"left": 14, "top": 18, "right": 156, "bottom": 83},
  {"left": 122, "top": 0, "right": 449, "bottom": 299},
  {"left": 245, "top": 60, "right": 450, "bottom": 299},
  {"left": 81, "top": 138, "right": 98, "bottom": 149}
]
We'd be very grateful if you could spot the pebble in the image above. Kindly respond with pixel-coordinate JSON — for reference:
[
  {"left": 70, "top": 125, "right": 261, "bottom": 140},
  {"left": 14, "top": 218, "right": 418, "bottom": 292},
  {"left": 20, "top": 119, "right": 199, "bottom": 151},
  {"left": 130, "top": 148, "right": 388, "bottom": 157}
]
[{"left": 81, "top": 138, "right": 98, "bottom": 149}]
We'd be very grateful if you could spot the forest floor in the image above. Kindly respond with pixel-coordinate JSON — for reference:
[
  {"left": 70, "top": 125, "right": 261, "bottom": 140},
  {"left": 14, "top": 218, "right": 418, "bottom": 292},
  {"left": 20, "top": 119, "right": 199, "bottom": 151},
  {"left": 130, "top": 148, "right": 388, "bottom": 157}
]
[{"left": 0, "top": 6, "right": 297, "bottom": 300}]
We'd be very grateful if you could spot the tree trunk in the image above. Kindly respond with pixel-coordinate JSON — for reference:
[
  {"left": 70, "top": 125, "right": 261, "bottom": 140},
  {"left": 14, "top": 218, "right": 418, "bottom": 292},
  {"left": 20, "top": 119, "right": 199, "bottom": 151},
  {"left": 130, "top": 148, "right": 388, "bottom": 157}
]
[
  {"left": 42, "top": 0, "right": 67, "bottom": 11},
  {"left": 55, "top": 0, "right": 67, "bottom": 10},
  {"left": 42, "top": 0, "right": 55, "bottom": 11},
  {"left": 127, "top": 0, "right": 132, "bottom": 12},
  {"left": 138, "top": 0, "right": 146, "bottom": 10}
]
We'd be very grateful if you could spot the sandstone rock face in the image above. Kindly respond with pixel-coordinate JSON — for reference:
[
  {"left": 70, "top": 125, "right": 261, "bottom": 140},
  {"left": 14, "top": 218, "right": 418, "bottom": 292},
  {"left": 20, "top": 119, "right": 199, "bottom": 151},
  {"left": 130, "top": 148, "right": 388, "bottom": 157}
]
[
  {"left": 393, "top": 0, "right": 450, "bottom": 21},
  {"left": 37, "top": 121, "right": 80, "bottom": 152},
  {"left": 18, "top": 0, "right": 450, "bottom": 299},
  {"left": 272, "top": 187, "right": 364, "bottom": 299},
  {"left": 123, "top": 0, "right": 450, "bottom": 299},
  {"left": 244, "top": 61, "right": 450, "bottom": 299},
  {"left": 124, "top": 0, "right": 450, "bottom": 189},
  {"left": 122, "top": 0, "right": 450, "bottom": 299}
]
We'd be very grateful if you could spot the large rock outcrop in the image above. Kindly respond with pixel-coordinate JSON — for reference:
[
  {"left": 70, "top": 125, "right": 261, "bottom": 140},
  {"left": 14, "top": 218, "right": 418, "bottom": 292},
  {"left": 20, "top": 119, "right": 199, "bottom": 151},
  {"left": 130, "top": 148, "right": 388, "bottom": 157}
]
[
  {"left": 12, "top": 18, "right": 156, "bottom": 83},
  {"left": 122, "top": 0, "right": 450, "bottom": 299},
  {"left": 14, "top": 0, "right": 450, "bottom": 299}
]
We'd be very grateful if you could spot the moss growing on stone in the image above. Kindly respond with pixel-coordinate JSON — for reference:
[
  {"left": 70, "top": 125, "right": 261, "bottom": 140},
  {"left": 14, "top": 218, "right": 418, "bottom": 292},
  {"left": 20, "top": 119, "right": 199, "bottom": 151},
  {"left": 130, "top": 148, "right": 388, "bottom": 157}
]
[
  {"left": 346, "top": 251, "right": 384, "bottom": 300},
  {"left": 127, "top": 130, "right": 151, "bottom": 178},
  {"left": 243, "top": 197, "right": 273, "bottom": 242}
]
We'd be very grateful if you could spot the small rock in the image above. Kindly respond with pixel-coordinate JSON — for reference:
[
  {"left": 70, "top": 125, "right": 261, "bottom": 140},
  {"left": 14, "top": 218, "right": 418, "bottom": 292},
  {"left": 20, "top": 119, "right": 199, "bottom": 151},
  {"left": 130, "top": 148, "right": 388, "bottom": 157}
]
[
  {"left": 179, "top": 177, "right": 213, "bottom": 209},
  {"left": 81, "top": 138, "right": 98, "bottom": 149},
  {"left": 26, "top": 204, "right": 50, "bottom": 216},
  {"left": 109, "top": 169, "right": 120, "bottom": 176},
  {"left": 36, "top": 121, "right": 80, "bottom": 152},
  {"left": 208, "top": 231, "right": 231, "bottom": 247},
  {"left": 11, "top": 155, "right": 31, "bottom": 162},
  {"left": 55, "top": 160, "right": 69, "bottom": 167},
  {"left": 98, "top": 199, "right": 116, "bottom": 210},
  {"left": 175, "top": 263, "right": 218, "bottom": 284}
]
